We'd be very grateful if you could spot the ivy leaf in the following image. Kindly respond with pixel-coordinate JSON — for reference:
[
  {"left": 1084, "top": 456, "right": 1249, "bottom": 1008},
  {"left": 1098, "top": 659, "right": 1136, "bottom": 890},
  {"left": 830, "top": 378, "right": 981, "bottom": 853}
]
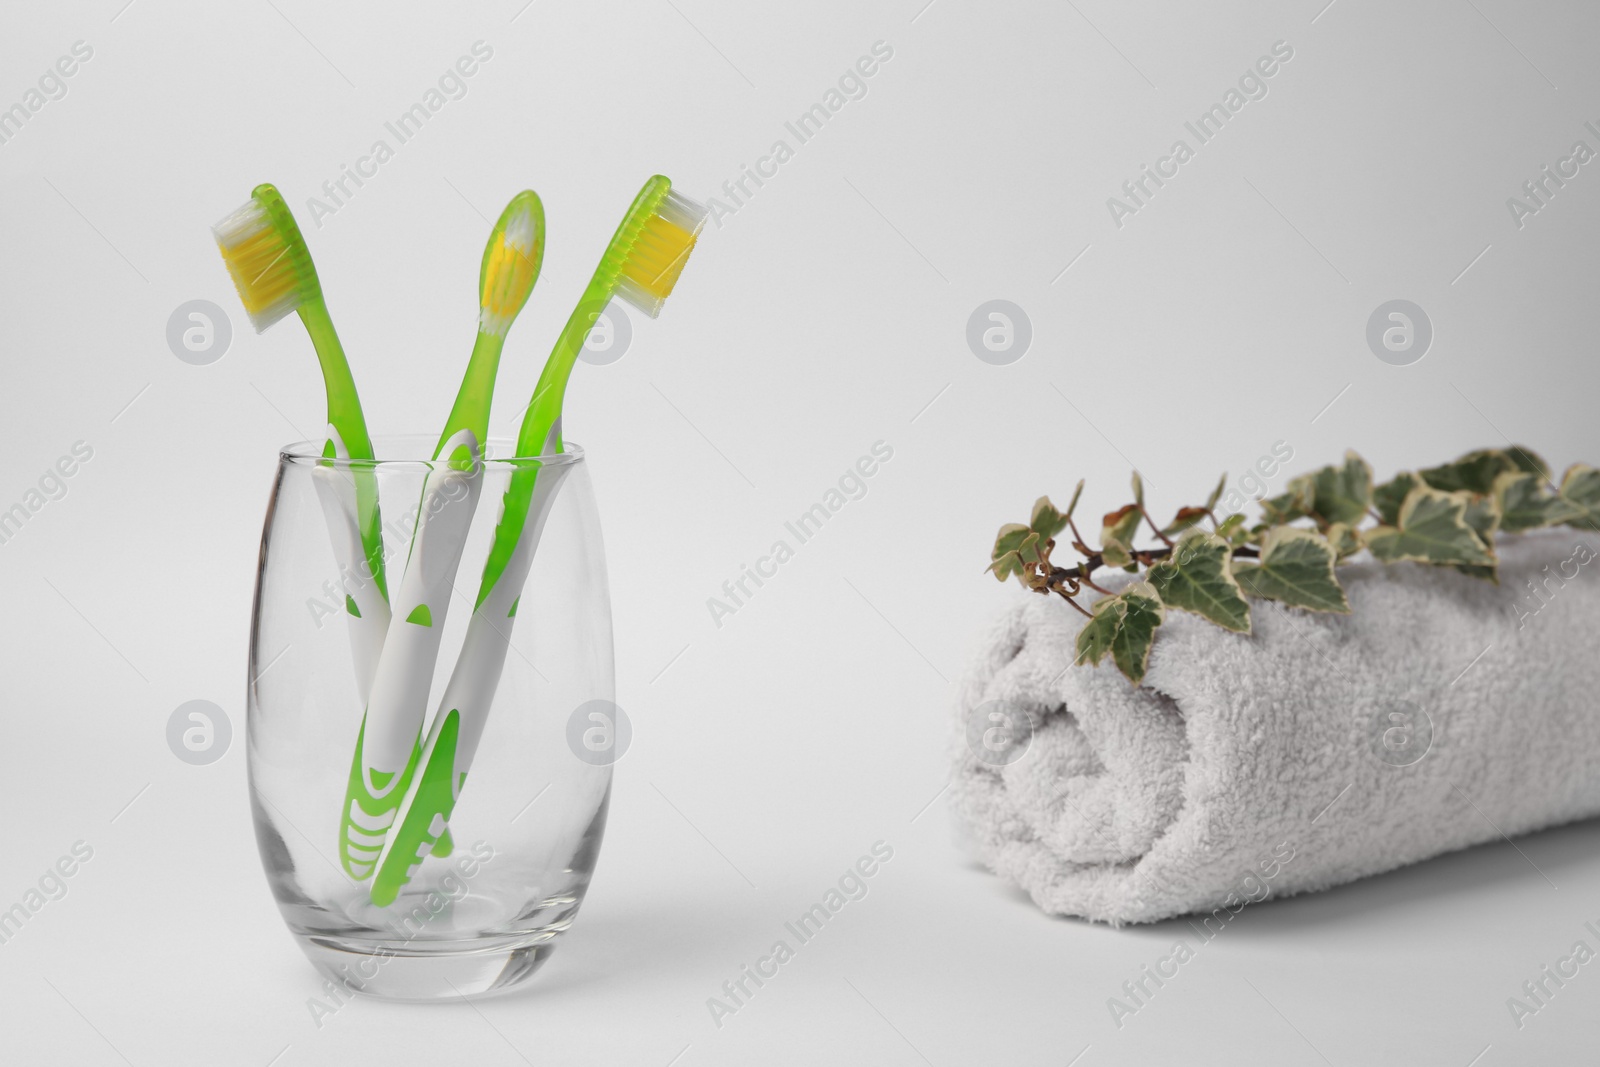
[
  {"left": 1233, "top": 527, "right": 1351, "bottom": 614},
  {"left": 992, "top": 523, "right": 1029, "bottom": 559},
  {"left": 988, "top": 523, "right": 1032, "bottom": 582},
  {"left": 1100, "top": 504, "right": 1142, "bottom": 568},
  {"left": 1261, "top": 474, "right": 1314, "bottom": 524},
  {"left": 1146, "top": 531, "right": 1251, "bottom": 633},
  {"left": 1028, "top": 496, "right": 1070, "bottom": 542},
  {"left": 1325, "top": 522, "right": 1362, "bottom": 560},
  {"left": 1494, "top": 471, "right": 1574, "bottom": 532},
  {"left": 1065, "top": 479, "right": 1085, "bottom": 520},
  {"left": 1506, "top": 446, "right": 1551, "bottom": 481},
  {"left": 988, "top": 551, "right": 1023, "bottom": 582},
  {"left": 1453, "top": 494, "right": 1501, "bottom": 583},
  {"left": 1131, "top": 471, "right": 1145, "bottom": 510},
  {"left": 1162, "top": 506, "right": 1211, "bottom": 537},
  {"left": 1075, "top": 580, "right": 1165, "bottom": 685},
  {"left": 1559, "top": 464, "right": 1600, "bottom": 534},
  {"left": 1216, "top": 512, "right": 1250, "bottom": 547},
  {"left": 1373, "top": 471, "right": 1419, "bottom": 526},
  {"left": 1307, "top": 451, "right": 1373, "bottom": 527},
  {"left": 1015, "top": 530, "right": 1043, "bottom": 565},
  {"left": 1419, "top": 449, "right": 1516, "bottom": 495},
  {"left": 1204, "top": 473, "right": 1227, "bottom": 513},
  {"left": 1364, "top": 487, "right": 1495, "bottom": 566}
]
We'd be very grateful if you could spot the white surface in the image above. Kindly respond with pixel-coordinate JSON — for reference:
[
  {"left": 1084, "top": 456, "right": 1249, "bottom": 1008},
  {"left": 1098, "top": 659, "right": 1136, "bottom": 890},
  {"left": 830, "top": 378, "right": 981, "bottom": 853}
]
[{"left": 1, "top": 0, "right": 1597, "bottom": 1062}]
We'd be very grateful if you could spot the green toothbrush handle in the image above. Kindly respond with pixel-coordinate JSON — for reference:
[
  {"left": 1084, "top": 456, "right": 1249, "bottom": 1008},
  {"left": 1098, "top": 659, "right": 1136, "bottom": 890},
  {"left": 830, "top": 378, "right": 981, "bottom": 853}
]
[
  {"left": 300, "top": 298, "right": 386, "bottom": 601},
  {"left": 434, "top": 331, "right": 505, "bottom": 469},
  {"left": 471, "top": 288, "right": 604, "bottom": 605}
]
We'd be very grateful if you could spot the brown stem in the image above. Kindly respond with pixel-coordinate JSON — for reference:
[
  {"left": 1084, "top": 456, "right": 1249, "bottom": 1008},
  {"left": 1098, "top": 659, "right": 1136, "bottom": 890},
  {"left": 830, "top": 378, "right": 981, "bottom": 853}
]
[
  {"left": 1138, "top": 504, "right": 1174, "bottom": 547},
  {"left": 1052, "top": 587, "right": 1093, "bottom": 617},
  {"left": 1066, "top": 513, "right": 1091, "bottom": 558}
]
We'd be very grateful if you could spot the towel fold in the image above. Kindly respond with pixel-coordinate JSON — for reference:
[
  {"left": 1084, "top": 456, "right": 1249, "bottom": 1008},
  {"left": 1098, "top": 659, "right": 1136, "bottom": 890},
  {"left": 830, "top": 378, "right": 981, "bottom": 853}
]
[{"left": 950, "top": 528, "right": 1600, "bottom": 925}]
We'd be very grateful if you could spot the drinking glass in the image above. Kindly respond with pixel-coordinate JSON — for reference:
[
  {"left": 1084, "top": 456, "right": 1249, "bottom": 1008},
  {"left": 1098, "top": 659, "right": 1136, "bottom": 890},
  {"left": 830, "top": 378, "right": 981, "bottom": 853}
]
[{"left": 247, "top": 435, "right": 614, "bottom": 1000}]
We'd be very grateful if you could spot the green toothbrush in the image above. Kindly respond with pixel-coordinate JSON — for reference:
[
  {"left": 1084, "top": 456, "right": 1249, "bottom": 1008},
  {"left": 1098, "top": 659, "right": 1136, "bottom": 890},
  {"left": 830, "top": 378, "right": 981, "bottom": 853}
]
[
  {"left": 213, "top": 184, "right": 390, "bottom": 699},
  {"left": 338, "top": 191, "right": 546, "bottom": 882},
  {"left": 371, "top": 176, "right": 708, "bottom": 906}
]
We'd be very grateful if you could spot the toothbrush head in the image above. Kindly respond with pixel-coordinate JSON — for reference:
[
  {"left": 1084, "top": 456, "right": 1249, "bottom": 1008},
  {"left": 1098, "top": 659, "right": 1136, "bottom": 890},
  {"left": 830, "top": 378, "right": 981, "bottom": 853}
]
[
  {"left": 608, "top": 175, "right": 709, "bottom": 319},
  {"left": 478, "top": 189, "right": 546, "bottom": 338},
  {"left": 211, "top": 183, "right": 321, "bottom": 332}
]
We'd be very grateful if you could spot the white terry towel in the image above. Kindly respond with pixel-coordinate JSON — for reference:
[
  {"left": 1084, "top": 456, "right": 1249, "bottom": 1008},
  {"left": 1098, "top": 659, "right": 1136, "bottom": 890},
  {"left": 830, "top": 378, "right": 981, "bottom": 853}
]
[{"left": 950, "top": 528, "right": 1600, "bottom": 925}]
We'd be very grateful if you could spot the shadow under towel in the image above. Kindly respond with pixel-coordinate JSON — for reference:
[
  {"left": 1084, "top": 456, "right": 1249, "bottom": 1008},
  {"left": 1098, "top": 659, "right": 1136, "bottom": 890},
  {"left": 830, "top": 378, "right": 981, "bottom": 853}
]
[{"left": 949, "top": 528, "right": 1600, "bottom": 925}]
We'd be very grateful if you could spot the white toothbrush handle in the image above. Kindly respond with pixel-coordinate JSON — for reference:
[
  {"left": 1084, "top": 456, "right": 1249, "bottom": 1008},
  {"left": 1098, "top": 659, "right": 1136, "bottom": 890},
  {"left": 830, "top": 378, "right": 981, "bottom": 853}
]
[
  {"left": 447, "top": 466, "right": 568, "bottom": 772},
  {"left": 359, "top": 430, "right": 485, "bottom": 784},
  {"left": 370, "top": 466, "right": 568, "bottom": 896},
  {"left": 309, "top": 426, "right": 390, "bottom": 705}
]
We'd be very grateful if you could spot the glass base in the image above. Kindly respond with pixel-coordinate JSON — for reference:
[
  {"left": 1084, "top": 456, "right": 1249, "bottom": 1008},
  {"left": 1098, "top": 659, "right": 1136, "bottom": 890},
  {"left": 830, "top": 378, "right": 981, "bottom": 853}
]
[{"left": 297, "top": 930, "right": 562, "bottom": 1002}]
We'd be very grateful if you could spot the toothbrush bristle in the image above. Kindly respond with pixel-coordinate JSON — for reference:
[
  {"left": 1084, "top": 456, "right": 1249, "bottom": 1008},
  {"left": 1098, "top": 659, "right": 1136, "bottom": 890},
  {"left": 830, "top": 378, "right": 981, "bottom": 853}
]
[
  {"left": 615, "top": 188, "right": 708, "bottom": 319},
  {"left": 212, "top": 197, "right": 309, "bottom": 333},
  {"left": 478, "top": 200, "right": 542, "bottom": 338}
]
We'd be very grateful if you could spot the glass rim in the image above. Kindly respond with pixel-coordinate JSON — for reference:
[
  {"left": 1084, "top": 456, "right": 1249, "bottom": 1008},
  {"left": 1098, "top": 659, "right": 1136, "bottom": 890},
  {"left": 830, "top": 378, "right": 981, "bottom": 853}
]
[{"left": 278, "top": 434, "right": 586, "bottom": 471}]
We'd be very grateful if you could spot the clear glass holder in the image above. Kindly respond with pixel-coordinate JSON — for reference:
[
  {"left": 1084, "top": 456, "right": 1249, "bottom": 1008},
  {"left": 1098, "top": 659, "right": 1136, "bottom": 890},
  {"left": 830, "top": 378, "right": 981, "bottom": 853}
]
[{"left": 247, "top": 436, "right": 614, "bottom": 1001}]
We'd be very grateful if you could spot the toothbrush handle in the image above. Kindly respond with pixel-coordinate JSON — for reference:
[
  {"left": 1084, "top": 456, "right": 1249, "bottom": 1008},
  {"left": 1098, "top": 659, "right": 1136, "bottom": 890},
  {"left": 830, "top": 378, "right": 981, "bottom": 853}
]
[
  {"left": 300, "top": 298, "right": 387, "bottom": 601},
  {"left": 370, "top": 464, "right": 569, "bottom": 905},
  {"left": 338, "top": 431, "right": 483, "bottom": 879},
  {"left": 310, "top": 427, "right": 392, "bottom": 705}
]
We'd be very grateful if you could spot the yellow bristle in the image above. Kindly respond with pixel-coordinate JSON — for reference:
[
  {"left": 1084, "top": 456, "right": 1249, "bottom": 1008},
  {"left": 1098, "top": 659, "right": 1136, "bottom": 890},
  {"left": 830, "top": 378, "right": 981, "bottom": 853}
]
[
  {"left": 481, "top": 233, "right": 539, "bottom": 321},
  {"left": 620, "top": 214, "right": 698, "bottom": 303},
  {"left": 212, "top": 198, "right": 305, "bottom": 332}
]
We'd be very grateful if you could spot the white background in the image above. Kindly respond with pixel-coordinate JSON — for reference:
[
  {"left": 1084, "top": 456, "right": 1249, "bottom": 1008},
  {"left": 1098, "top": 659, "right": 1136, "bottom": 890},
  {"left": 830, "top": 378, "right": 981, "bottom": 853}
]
[{"left": 2, "top": 0, "right": 1599, "bottom": 1062}]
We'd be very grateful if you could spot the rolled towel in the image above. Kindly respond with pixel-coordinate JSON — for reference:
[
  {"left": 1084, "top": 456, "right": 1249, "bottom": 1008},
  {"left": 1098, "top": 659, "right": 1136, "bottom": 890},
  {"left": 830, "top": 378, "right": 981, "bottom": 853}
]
[{"left": 950, "top": 527, "right": 1600, "bottom": 925}]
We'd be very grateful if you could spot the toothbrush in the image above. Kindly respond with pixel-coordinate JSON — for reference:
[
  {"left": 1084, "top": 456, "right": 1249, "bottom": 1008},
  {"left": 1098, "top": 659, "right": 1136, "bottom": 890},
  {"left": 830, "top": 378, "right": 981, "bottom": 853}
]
[
  {"left": 213, "top": 184, "right": 390, "bottom": 700},
  {"left": 338, "top": 191, "right": 545, "bottom": 880},
  {"left": 371, "top": 176, "right": 707, "bottom": 906}
]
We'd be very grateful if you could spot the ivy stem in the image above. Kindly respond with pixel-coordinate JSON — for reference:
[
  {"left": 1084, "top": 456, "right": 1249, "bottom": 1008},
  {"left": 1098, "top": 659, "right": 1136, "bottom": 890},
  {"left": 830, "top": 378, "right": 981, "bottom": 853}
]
[
  {"left": 1052, "top": 587, "right": 1093, "bottom": 617},
  {"left": 1066, "top": 512, "right": 1090, "bottom": 557},
  {"left": 1138, "top": 504, "right": 1174, "bottom": 547}
]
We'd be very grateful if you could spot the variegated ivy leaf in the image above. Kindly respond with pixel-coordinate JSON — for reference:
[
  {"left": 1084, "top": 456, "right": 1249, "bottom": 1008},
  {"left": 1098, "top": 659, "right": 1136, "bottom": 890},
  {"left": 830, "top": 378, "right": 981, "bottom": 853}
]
[
  {"left": 992, "top": 523, "right": 1029, "bottom": 558},
  {"left": 1204, "top": 472, "right": 1227, "bottom": 513},
  {"left": 1065, "top": 479, "right": 1085, "bottom": 520},
  {"left": 1506, "top": 445, "right": 1551, "bottom": 480},
  {"left": 1131, "top": 471, "right": 1145, "bottom": 509},
  {"left": 1075, "top": 580, "right": 1165, "bottom": 685},
  {"left": 1309, "top": 451, "right": 1373, "bottom": 527},
  {"left": 989, "top": 551, "right": 1024, "bottom": 582},
  {"left": 1146, "top": 531, "right": 1251, "bottom": 633},
  {"left": 1559, "top": 464, "right": 1600, "bottom": 534},
  {"left": 1015, "top": 530, "right": 1043, "bottom": 566},
  {"left": 1261, "top": 474, "right": 1314, "bottom": 524},
  {"left": 1494, "top": 471, "right": 1575, "bottom": 532},
  {"left": 1028, "top": 496, "right": 1070, "bottom": 542},
  {"left": 1419, "top": 448, "right": 1517, "bottom": 496},
  {"left": 988, "top": 523, "right": 1031, "bottom": 582},
  {"left": 1454, "top": 494, "right": 1501, "bottom": 583},
  {"left": 1233, "top": 527, "right": 1351, "bottom": 614},
  {"left": 1364, "top": 487, "right": 1494, "bottom": 567},
  {"left": 1325, "top": 522, "right": 1362, "bottom": 559},
  {"left": 1162, "top": 506, "right": 1211, "bottom": 537},
  {"left": 1373, "top": 471, "right": 1419, "bottom": 526},
  {"left": 1216, "top": 512, "right": 1251, "bottom": 547},
  {"left": 1100, "top": 504, "right": 1142, "bottom": 568}
]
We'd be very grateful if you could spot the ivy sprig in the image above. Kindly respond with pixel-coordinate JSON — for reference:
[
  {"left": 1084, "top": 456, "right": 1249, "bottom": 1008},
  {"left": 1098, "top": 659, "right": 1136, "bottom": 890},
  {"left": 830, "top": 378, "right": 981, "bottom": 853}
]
[{"left": 988, "top": 446, "right": 1597, "bottom": 685}]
